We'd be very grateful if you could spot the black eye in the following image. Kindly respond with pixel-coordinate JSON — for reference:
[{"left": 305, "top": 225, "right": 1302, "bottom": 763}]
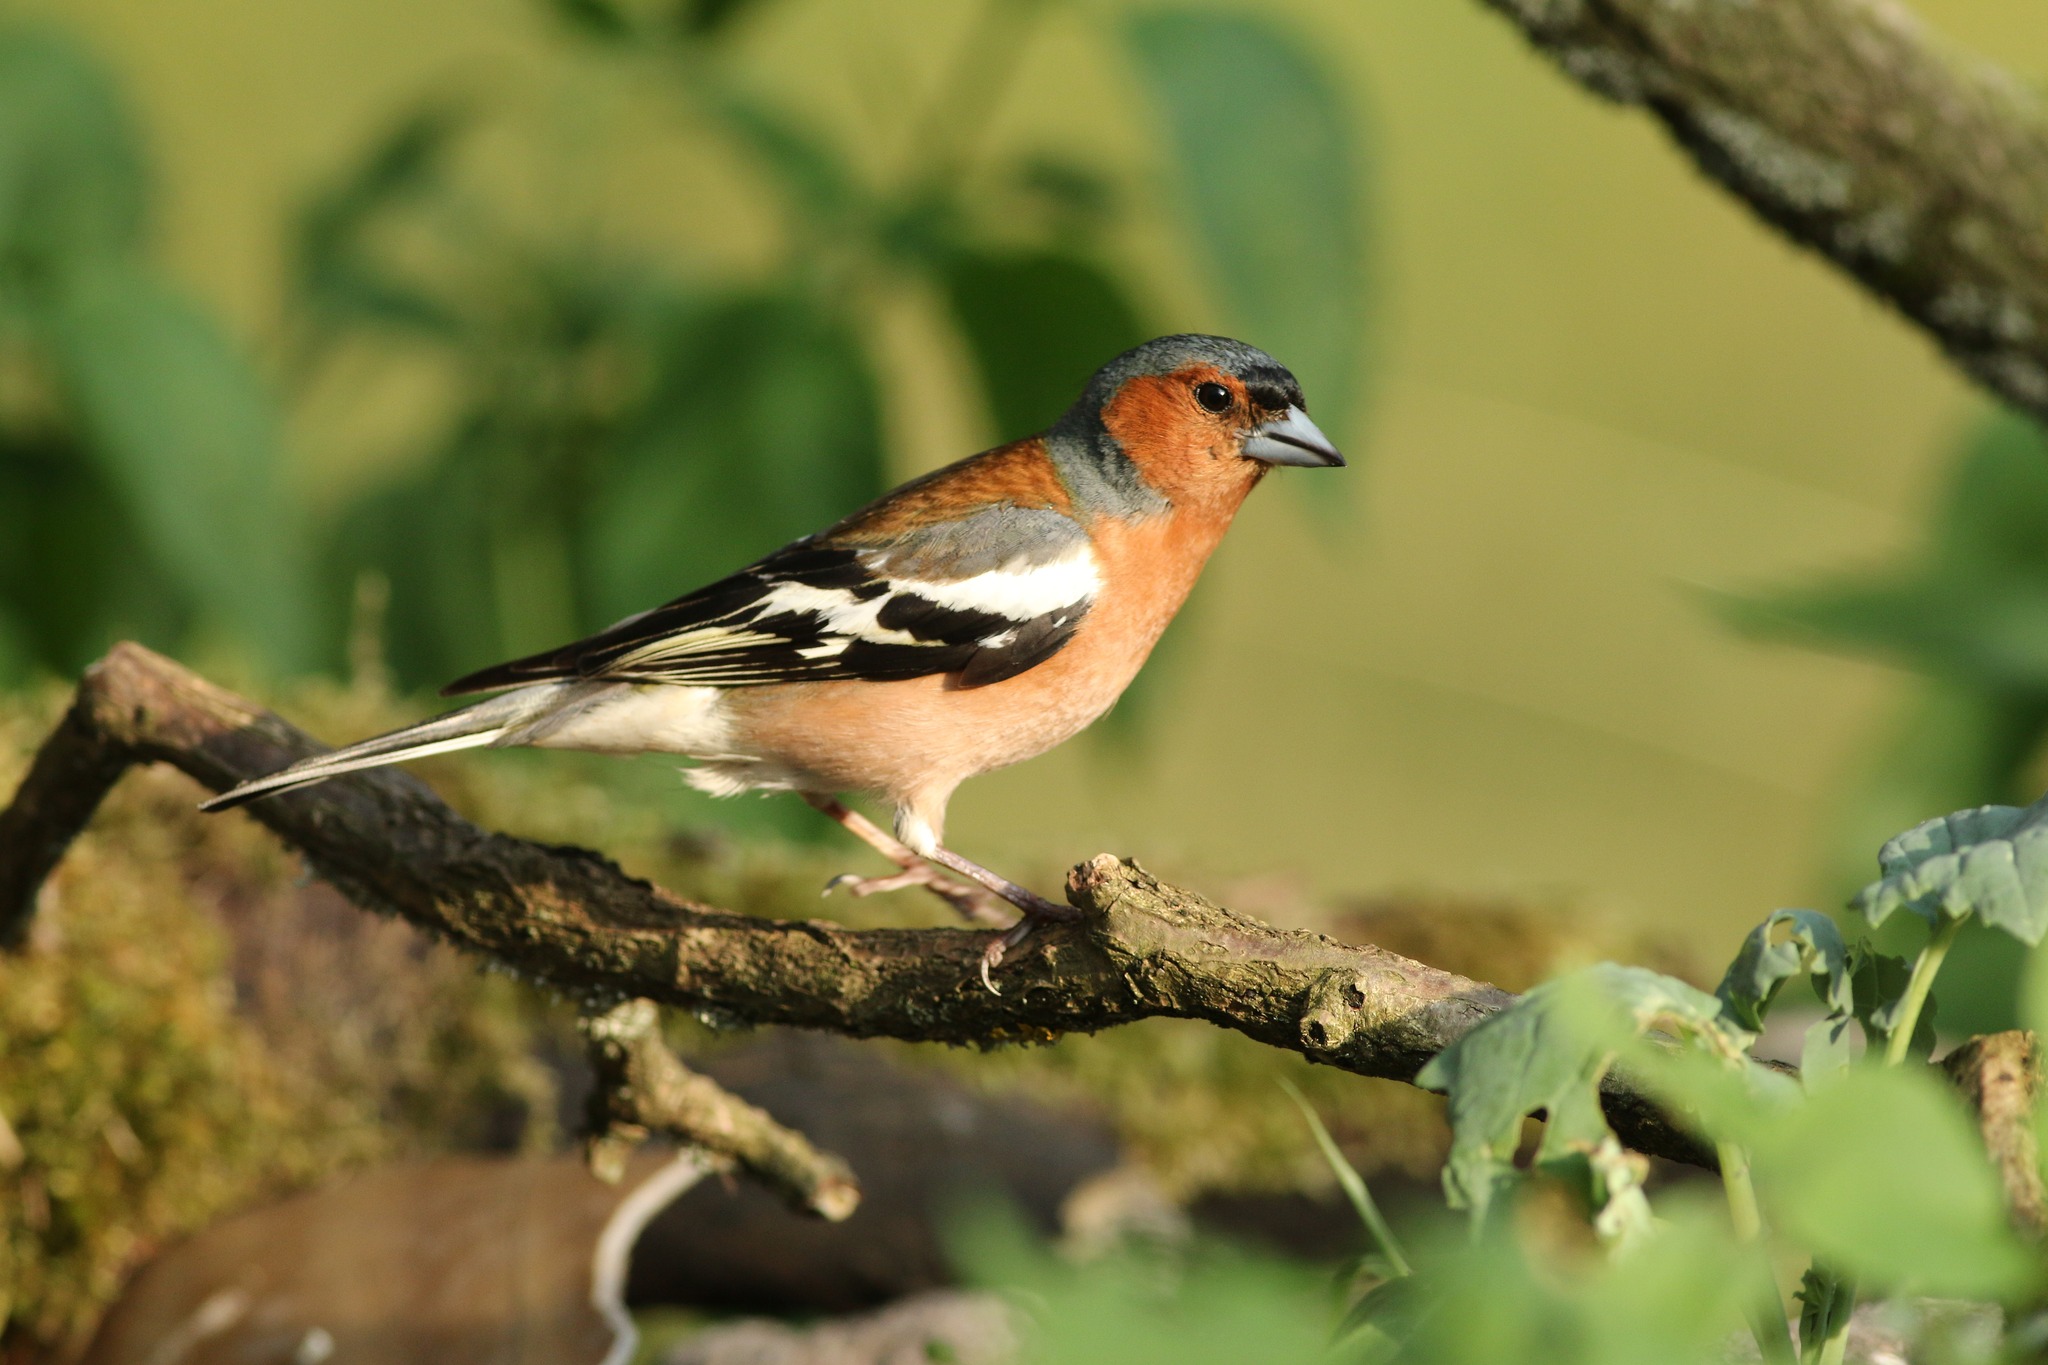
[{"left": 1194, "top": 381, "right": 1232, "bottom": 414}]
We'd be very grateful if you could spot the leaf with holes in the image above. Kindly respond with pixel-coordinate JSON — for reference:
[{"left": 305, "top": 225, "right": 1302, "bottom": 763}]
[{"left": 1716, "top": 909, "right": 1851, "bottom": 1031}]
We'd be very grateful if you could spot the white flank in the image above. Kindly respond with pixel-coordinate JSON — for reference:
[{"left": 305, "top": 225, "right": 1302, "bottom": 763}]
[{"left": 518, "top": 683, "right": 737, "bottom": 757}]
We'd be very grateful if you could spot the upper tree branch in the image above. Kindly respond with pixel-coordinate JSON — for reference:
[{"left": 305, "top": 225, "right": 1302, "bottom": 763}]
[
  {"left": 1480, "top": 0, "right": 2048, "bottom": 418},
  {"left": 0, "top": 643, "right": 1715, "bottom": 1171}
]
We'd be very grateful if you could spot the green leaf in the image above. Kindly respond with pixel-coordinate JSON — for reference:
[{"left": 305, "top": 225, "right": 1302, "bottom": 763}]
[
  {"left": 1720, "top": 413, "right": 2048, "bottom": 690},
  {"left": 1797, "top": 1014, "right": 1855, "bottom": 1092},
  {"left": 1383, "top": 1203, "right": 1749, "bottom": 1365},
  {"left": 1794, "top": 1267, "right": 1854, "bottom": 1365},
  {"left": 324, "top": 427, "right": 512, "bottom": 690},
  {"left": 1854, "top": 801, "right": 2048, "bottom": 943},
  {"left": 541, "top": 0, "right": 635, "bottom": 41},
  {"left": 708, "top": 91, "right": 865, "bottom": 237},
  {"left": 1746, "top": 1067, "right": 2034, "bottom": 1298},
  {"left": 588, "top": 291, "right": 888, "bottom": 624},
  {"left": 1715, "top": 909, "right": 1851, "bottom": 1031},
  {"left": 677, "top": 0, "right": 770, "bottom": 39},
  {"left": 293, "top": 103, "right": 468, "bottom": 340},
  {"left": 1416, "top": 964, "right": 1741, "bottom": 1225},
  {"left": 939, "top": 248, "right": 1151, "bottom": 440},
  {"left": 952, "top": 1205, "right": 1354, "bottom": 1365},
  {"left": 0, "top": 21, "right": 145, "bottom": 268},
  {"left": 41, "top": 259, "right": 313, "bottom": 671},
  {"left": 0, "top": 433, "right": 190, "bottom": 675},
  {"left": 1123, "top": 8, "right": 1369, "bottom": 440}
]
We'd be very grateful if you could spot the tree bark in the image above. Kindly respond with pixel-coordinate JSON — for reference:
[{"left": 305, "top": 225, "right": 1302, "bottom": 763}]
[
  {"left": 0, "top": 643, "right": 1717, "bottom": 1173},
  {"left": 1942, "top": 1030, "right": 2048, "bottom": 1238},
  {"left": 1477, "top": 0, "right": 2048, "bottom": 419}
]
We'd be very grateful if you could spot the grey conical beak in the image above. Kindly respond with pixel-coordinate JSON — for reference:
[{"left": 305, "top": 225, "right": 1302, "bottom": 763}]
[{"left": 1243, "top": 406, "right": 1344, "bottom": 468}]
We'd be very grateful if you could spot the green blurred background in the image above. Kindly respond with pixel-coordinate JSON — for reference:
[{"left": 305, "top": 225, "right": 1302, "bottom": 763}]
[{"left": 8, "top": 0, "right": 2048, "bottom": 974}]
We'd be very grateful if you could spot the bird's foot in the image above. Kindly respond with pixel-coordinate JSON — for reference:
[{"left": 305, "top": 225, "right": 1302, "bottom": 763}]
[
  {"left": 821, "top": 864, "right": 1010, "bottom": 927},
  {"left": 959, "top": 879, "right": 1080, "bottom": 995}
]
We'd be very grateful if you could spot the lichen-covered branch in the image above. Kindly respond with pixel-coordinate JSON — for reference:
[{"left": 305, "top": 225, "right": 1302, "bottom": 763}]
[
  {"left": 1478, "top": 0, "right": 2048, "bottom": 418},
  {"left": 580, "top": 998, "right": 860, "bottom": 1220},
  {"left": 0, "top": 643, "right": 1716, "bottom": 1171}
]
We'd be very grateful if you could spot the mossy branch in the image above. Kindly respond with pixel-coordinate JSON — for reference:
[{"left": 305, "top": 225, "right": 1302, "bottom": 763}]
[
  {"left": 0, "top": 643, "right": 1717, "bottom": 1174},
  {"left": 1478, "top": 0, "right": 2048, "bottom": 419}
]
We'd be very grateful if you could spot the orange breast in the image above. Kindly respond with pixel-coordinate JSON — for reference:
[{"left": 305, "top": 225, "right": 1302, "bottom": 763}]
[{"left": 723, "top": 507, "right": 1240, "bottom": 813}]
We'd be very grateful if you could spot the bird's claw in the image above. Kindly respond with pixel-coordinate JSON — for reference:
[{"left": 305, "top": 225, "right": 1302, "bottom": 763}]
[
  {"left": 821, "top": 864, "right": 1010, "bottom": 926},
  {"left": 976, "top": 904, "right": 1074, "bottom": 995}
]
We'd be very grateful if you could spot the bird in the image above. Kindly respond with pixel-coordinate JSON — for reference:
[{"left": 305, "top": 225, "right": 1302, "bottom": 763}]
[{"left": 203, "top": 334, "right": 1345, "bottom": 984}]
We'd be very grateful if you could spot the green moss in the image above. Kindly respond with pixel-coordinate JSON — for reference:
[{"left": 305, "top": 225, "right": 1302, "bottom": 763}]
[{"left": 0, "top": 683, "right": 562, "bottom": 1359}]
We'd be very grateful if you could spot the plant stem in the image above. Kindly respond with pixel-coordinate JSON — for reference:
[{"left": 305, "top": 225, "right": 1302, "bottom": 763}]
[
  {"left": 1719, "top": 1141, "right": 1762, "bottom": 1243},
  {"left": 1801, "top": 917, "right": 1964, "bottom": 1361},
  {"left": 1883, "top": 914, "right": 1965, "bottom": 1067},
  {"left": 1280, "top": 1080, "right": 1412, "bottom": 1278},
  {"left": 1816, "top": 1275, "right": 1855, "bottom": 1365},
  {"left": 1723, "top": 1142, "right": 1796, "bottom": 1365}
]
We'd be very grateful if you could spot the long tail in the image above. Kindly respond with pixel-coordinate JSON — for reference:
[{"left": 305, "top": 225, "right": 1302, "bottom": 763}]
[{"left": 200, "top": 686, "right": 561, "bottom": 812}]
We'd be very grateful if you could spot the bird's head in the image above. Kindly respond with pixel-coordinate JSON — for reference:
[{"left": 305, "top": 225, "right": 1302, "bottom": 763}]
[{"left": 1051, "top": 334, "right": 1344, "bottom": 517}]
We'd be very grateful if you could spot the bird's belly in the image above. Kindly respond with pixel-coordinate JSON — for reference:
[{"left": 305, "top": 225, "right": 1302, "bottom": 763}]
[
  {"left": 717, "top": 511, "right": 1225, "bottom": 803},
  {"left": 717, "top": 656, "right": 1129, "bottom": 801}
]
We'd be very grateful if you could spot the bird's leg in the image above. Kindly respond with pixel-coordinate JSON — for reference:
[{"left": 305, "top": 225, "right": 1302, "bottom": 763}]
[
  {"left": 801, "top": 793, "right": 1007, "bottom": 926},
  {"left": 923, "top": 846, "right": 1080, "bottom": 991}
]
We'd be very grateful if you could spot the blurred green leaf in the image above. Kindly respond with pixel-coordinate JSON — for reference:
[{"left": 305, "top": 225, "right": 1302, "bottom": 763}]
[
  {"left": 954, "top": 1207, "right": 1358, "bottom": 1365},
  {"left": 0, "top": 434, "right": 189, "bottom": 674},
  {"left": 940, "top": 247, "right": 1150, "bottom": 441},
  {"left": 1379, "top": 1202, "right": 1748, "bottom": 1365},
  {"left": 1745, "top": 1066, "right": 2034, "bottom": 1298},
  {"left": 709, "top": 90, "right": 866, "bottom": 238},
  {"left": 1123, "top": 8, "right": 1368, "bottom": 440},
  {"left": 41, "top": 260, "right": 313, "bottom": 670},
  {"left": 542, "top": 0, "right": 635, "bottom": 41},
  {"left": 588, "top": 290, "right": 887, "bottom": 623},
  {"left": 326, "top": 426, "right": 512, "bottom": 690},
  {"left": 294, "top": 103, "right": 469, "bottom": 341},
  {"left": 1854, "top": 800, "right": 2048, "bottom": 944},
  {"left": 1715, "top": 909, "right": 1850, "bottom": 1032},
  {"left": 676, "top": 0, "right": 770, "bottom": 39},
  {"left": 1726, "top": 414, "right": 2048, "bottom": 685},
  {"left": 0, "top": 21, "right": 145, "bottom": 270}
]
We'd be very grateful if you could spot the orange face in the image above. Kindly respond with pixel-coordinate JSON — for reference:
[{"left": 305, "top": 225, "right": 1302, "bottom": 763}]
[{"left": 1096, "top": 364, "right": 1286, "bottom": 516}]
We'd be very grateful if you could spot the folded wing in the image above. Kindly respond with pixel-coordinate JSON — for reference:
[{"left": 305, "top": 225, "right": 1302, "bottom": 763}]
[{"left": 442, "top": 507, "right": 1098, "bottom": 695}]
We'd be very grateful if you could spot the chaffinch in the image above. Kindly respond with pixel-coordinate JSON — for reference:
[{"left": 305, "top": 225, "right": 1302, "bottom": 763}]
[{"left": 205, "top": 334, "right": 1344, "bottom": 981}]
